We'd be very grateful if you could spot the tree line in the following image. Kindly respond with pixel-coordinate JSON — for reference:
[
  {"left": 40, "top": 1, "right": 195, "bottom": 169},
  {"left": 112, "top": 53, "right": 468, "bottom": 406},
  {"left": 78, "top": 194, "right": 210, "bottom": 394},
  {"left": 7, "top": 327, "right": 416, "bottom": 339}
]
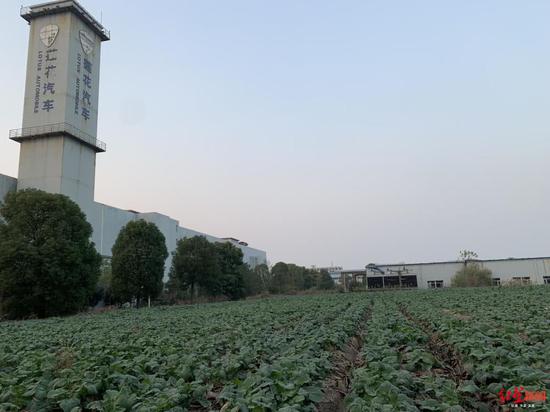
[{"left": 0, "top": 190, "right": 333, "bottom": 319}]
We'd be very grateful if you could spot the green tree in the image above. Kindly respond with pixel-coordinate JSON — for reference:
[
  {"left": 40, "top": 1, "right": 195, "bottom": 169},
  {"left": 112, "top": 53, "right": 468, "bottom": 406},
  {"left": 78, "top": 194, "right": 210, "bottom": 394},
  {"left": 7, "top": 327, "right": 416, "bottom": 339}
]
[
  {"left": 317, "top": 269, "right": 335, "bottom": 290},
  {"left": 269, "top": 262, "right": 326, "bottom": 293},
  {"left": 288, "top": 264, "right": 306, "bottom": 290},
  {"left": 111, "top": 220, "right": 168, "bottom": 307},
  {"left": 241, "top": 264, "right": 264, "bottom": 296},
  {"left": 216, "top": 241, "right": 246, "bottom": 300},
  {"left": 254, "top": 263, "right": 271, "bottom": 292},
  {"left": 169, "top": 236, "right": 220, "bottom": 300},
  {"left": 451, "top": 263, "right": 492, "bottom": 287},
  {"left": 303, "top": 268, "right": 317, "bottom": 290},
  {"left": 270, "top": 262, "right": 291, "bottom": 294},
  {"left": 92, "top": 257, "right": 113, "bottom": 306},
  {"left": 0, "top": 189, "right": 101, "bottom": 319}
]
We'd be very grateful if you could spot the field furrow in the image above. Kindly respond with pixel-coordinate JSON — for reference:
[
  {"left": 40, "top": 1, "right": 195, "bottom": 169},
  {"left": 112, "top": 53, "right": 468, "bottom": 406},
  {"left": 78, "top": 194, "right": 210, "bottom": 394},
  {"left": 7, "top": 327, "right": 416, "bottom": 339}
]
[
  {"left": 0, "top": 295, "right": 371, "bottom": 411},
  {"left": 346, "top": 298, "right": 482, "bottom": 411},
  {"left": 1, "top": 287, "right": 549, "bottom": 411}
]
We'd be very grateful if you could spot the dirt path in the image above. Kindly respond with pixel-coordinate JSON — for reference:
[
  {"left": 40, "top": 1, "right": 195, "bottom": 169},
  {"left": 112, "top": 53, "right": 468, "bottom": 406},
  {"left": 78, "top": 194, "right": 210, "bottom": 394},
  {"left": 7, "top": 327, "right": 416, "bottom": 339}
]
[{"left": 316, "top": 308, "right": 372, "bottom": 412}]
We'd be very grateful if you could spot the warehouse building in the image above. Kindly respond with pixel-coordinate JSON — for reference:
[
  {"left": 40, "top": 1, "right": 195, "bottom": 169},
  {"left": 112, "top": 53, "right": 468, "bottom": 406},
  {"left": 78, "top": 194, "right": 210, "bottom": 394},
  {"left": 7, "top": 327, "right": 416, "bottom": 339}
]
[
  {"left": 329, "top": 257, "right": 550, "bottom": 290},
  {"left": 0, "top": 0, "right": 267, "bottom": 278}
]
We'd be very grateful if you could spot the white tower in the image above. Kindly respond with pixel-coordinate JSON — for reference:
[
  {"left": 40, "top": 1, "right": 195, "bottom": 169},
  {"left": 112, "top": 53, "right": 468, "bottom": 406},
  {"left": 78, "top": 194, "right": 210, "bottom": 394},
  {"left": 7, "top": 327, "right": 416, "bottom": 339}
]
[{"left": 10, "top": 0, "right": 109, "bottom": 213}]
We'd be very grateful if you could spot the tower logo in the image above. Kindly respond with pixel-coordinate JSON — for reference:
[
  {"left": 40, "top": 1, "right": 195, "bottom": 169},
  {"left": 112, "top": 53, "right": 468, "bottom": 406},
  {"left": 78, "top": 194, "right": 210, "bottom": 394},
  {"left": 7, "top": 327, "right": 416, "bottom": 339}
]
[
  {"left": 39, "top": 24, "right": 58, "bottom": 47},
  {"left": 79, "top": 30, "right": 94, "bottom": 55}
]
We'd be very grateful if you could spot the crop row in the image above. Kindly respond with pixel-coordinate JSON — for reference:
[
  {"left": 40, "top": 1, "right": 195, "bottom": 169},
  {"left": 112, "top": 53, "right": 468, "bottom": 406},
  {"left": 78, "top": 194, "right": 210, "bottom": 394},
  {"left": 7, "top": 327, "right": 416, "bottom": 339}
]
[
  {"left": 410, "top": 287, "right": 550, "bottom": 345},
  {"left": 395, "top": 288, "right": 550, "bottom": 411},
  {"left": 0, "top": 294, "right": 370, "bottom": 411},
  {"left": 2, "top": 287, "right": 548, "bottom": 411},
  {"left": 346, "top": 297, "right": 477, "bottom": 411}
]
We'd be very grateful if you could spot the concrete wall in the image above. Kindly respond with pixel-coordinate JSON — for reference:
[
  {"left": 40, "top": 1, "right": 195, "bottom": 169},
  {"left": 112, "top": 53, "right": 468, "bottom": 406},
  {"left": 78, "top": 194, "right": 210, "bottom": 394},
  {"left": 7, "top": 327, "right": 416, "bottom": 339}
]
[
  {"left": 60, "top": 137, "right": 96, "bottom": 208},
  {"left": 17, "top": 136, "right": 64, "bottom": 194},
  {"left": 17, "top": 136, "right": 96, "bottom": 210},
  {"left": 88, "top": 201, "right": 136, "bottom": 256}
]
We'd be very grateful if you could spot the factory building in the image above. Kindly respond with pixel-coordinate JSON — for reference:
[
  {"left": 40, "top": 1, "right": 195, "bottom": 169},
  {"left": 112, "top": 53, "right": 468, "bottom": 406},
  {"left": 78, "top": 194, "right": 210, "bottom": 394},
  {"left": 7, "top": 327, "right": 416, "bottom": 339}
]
[
  {"left": 0, "top": 0, "right": 267, "bottom": 278},
  {"left": 329, "top": 257, "right": 550, "bottom": 290}
]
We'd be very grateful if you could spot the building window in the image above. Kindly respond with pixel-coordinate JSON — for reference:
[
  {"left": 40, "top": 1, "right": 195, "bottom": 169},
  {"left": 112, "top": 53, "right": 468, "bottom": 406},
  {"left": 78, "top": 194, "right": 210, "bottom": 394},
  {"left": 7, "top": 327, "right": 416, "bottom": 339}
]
[
  {"left": 492, "top": 278, "right": 501, "bottom": 286},
  {"left": 543, "top": 276, "right": 550, "bottom": 285},
  {"left": 427, "top": 280, "right": 443, "bottom": 289}
]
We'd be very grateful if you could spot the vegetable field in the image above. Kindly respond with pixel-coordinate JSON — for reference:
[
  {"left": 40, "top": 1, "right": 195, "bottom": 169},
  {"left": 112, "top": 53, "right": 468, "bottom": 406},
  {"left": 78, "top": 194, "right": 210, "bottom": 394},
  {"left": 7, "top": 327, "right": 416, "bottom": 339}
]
[{"left": 1, "top": 287, "right": 549, "bottom": 411}]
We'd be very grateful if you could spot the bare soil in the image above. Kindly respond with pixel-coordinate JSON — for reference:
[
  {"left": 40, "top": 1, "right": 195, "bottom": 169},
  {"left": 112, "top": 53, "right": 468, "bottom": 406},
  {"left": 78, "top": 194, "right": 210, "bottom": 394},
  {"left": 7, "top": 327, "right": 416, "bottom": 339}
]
[
  {"left": 442, "top": 308, "right": 473, "bottom": 322},
  {"left": 316, "top": 309, "right": 372, "bottom": 412}
]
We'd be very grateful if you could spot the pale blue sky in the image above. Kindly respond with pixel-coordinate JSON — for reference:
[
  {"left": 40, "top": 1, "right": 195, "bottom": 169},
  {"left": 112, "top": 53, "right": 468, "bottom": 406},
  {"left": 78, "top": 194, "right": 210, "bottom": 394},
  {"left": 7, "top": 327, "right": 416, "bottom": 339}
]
[{"left": 1, "top": 1, "right": 549, "bottom": 267}]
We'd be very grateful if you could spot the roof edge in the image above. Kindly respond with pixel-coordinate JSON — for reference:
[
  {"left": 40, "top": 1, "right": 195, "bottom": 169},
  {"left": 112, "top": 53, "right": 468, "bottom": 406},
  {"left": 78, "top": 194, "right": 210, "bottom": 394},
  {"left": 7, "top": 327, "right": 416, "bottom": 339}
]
[
  {"left": 337, "top": 256, "right": 550, "bottom": 273},
  {"left": 21, "top": 0, "right": 110, "bottom": 41}
]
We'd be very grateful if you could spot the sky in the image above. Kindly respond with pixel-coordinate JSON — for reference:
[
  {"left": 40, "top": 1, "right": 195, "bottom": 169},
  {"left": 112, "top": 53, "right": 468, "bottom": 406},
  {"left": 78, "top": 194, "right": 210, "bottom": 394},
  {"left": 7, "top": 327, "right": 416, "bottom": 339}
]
[{"left": 1, "top": 0, "right": 549, "bottom": 268}]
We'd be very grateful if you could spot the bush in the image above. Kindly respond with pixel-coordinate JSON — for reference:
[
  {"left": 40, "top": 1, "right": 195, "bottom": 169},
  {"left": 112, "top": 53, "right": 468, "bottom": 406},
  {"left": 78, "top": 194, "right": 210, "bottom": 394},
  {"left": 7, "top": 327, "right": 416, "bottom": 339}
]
[
  {"left": 0, "top": 189, "right": 101, "bottom": 319},
  {"left": 111, "top": 220, "right": 168, "bottom": 307},
  {"left": 451, "top": 263, "right": 492, "bottom": 287}
]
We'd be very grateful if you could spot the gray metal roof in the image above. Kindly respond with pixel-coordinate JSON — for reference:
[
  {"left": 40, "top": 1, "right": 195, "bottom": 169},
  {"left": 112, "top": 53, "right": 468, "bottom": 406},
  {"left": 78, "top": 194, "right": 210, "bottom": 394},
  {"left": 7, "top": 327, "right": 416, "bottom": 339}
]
[{"left": 338, "top": 256, "right": 550, "bottom": 273}]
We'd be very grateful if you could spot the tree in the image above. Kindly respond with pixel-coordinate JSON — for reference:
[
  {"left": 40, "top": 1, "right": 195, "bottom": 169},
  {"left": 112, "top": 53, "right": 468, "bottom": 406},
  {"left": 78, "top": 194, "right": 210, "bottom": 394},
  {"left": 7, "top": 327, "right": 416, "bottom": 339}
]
[
  {"left": 303, "top": 268, "right": 318, "bottom": 290},
  {"left": 451, "top": 263, "right": 492, "bottom": 287},
  {"left": 270, "top": 262, "right": 291, "bottom": 294},
  {"left": 169, "top": 236, "right": 220, "bottom": 300},
  {"left": 459, "top": 250, "right": 479, "bottom": 261},
  {"left": 288, "top": 264, "right": 306, "bottom": 290},
  {"left": 269, "top": 262, "right": 336, "bottom": 294},
  {"left": 317, "top": 269, "right": 335, "bottom": 290},
  {"left": 111, "top": 220, "right": 168, "bottom": 307},
  {"left": 254, "top": 263, "right": 271, "bottom": 292},
  {"left": 92, "top": 257, "right": 113, "bottom": 307},
  {"left": 0, "top": 189, "right": 101, "bottom": 319},
  {"left": 215, "top": 241, "right": 246, "bottom": 300},
  {"left": 242, "top": 264, "right": 264, "bottom": 296}
]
